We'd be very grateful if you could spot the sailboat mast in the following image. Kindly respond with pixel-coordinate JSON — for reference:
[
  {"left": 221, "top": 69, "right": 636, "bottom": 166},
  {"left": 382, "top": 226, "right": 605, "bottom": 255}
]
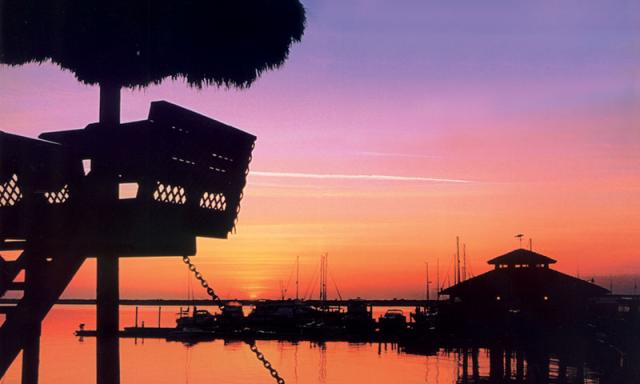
[
  {"left": 456, "top": 236, "right": 461, "bottom": 285},
  {"left": 324, "top": 253, "right": 328, "bottom": 302},
  {"left": 319, "top": 253, "right": 328, "bottom": 303},
  {"left": 425, "top": 262, "right": 430, "bottom": 301},
  {"left": 319, "top": 254, "right": 323, "bottom": 301},
  {"left": 296, "top": 255, "right": 300, "bottom": 300},
  {"left": 436, "top": 257, "right": 440, "bottom": 300},
  {"left": 463, "top": 243, "right": 467, "bottom": 282}
]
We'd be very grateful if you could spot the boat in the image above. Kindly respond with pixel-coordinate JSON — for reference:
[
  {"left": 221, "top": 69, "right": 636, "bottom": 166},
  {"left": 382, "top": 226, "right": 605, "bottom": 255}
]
[
  {"left": 217, "top": 301, "right": 246, "bottom": 328},
  {"left": 378, "top": 309, "right": 407, "bottom": 334},
  {"left": 343, "top": 299, "right": 375, "bottom": 334},
  {"left": 247, "top": 300, "right": 325, "bottom": 330},
  {"left": 410, "top": 305, "right": 437, "bottom": 331},
  {"left": 176, "top": 302, "right": 246, "bottom": 331},
  {"left": 176, "top": 306, "right": 217, "bottom": 330}
]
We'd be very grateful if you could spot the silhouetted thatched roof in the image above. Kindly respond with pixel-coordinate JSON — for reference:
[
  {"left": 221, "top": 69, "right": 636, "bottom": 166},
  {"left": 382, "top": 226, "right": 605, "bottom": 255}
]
[{"left": 0, "top": 0, "right": 306, "bottom": 88}]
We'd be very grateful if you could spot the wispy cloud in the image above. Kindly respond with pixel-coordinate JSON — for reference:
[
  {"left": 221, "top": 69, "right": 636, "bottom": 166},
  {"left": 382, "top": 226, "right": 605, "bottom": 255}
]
[
  {"left": 247, "top": 181, "right": 330, "bottom": 190},
  {"left": 358, "top": 151, "right": 440, "bottom": 159},
  {"left": 250, "top": 171, "right": 471, "bottom": 184}
]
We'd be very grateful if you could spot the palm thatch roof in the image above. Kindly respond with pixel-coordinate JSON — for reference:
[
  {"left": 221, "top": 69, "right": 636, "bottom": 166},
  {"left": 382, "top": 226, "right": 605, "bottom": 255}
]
[{"left": 1, "top": 0, "right": 306, "bottom": 88}]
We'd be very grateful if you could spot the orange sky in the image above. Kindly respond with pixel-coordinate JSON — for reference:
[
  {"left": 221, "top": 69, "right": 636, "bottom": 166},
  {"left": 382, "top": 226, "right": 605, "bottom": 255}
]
[
  {"left": 63, "top": 129, "right": 640, "bottom": 300},
  {"left": 1, "top": 1, "right": 639, "bottom": 299}
]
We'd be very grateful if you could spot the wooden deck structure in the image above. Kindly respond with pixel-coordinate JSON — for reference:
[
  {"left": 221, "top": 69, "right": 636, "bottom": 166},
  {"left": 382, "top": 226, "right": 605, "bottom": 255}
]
[{"left": 0, "top": 101, "right": 255, "bottom": 383}]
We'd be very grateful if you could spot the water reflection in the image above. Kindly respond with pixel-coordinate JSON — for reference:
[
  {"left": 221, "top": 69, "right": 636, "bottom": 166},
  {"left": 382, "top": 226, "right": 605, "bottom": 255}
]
[
  {"left": 401, "top": 345, "right": 604, "bottom": 384},
  {"left": 1, "top": 306, "right": 631, "bottom": 383}
]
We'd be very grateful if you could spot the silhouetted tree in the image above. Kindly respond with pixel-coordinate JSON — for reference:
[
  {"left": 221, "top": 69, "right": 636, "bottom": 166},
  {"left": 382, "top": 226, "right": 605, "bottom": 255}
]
[{"left": 0, "top": 0, "right": 306, "bottom": 124}]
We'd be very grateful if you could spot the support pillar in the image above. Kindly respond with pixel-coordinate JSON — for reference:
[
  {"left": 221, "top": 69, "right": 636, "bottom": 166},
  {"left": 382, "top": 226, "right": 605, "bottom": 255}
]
[
  {"left": 21, "top": 322, "right": 41, "bottom": 384},
  {"left": 490, "top": 345, "right": 504, "bottom": 380},
  {"left": 21, "top": 254, "right": 45, "bottom": 384},
  {"left": 505, "top": 347, "right": 512, "bottom": 378},
  {"left": 472, "top": 347, "right": 479, "bottom": 381},
  {"left": 99, "top": 83, "right": 121, "bottom": 126},
  {"left": 97, "top": 255, "right": 119, "bottom": 384},
  {"left": 96, "top": 82, "right": 121, "bottom": 384},
  {"left": 541, "top": 353, "right": 550, "bottom": 384},
  {"left": 461, "top": 348, "right": 469, "bottom": 383},
  {"left": 558, "top": 357, "right": 567, "bottom": 383},
  {"left": 516, "top": 351, "right": 525, "bottom": 380}
]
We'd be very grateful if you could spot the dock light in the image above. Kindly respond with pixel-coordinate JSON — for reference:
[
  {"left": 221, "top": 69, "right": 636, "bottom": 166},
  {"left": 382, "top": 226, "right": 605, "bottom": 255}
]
[
  {"left": 544, "top": 296, "right": 549, "bottom": 301},
  {"left": 496, "top": 296, "right": 501, "bottom": 301}
]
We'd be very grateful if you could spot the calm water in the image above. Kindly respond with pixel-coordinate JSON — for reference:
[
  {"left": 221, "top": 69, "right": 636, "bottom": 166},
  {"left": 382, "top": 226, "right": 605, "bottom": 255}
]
[{"left": 1, "top": 306, "right": 601, "bottom": 384}]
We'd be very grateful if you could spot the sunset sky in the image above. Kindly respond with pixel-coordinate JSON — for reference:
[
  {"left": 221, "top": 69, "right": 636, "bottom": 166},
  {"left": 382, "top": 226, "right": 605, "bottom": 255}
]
[{"left": 1, "top": 1, "right": 639, "bottom": 299}]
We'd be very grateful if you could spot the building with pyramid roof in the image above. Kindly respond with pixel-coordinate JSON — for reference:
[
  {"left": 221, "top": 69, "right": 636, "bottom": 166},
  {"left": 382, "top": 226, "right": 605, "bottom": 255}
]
[{"left": 440, "top": 248, "right": 608, "bottom": 331}]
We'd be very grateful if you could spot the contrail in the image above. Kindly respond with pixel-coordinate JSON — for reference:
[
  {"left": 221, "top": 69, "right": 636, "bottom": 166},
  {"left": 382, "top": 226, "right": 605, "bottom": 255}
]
[
  {"left": 359, "top": 151, "right": 439, "bottom": 159},
  {"left": 250, "top": 171, "right": 471, "bottom": 184}
]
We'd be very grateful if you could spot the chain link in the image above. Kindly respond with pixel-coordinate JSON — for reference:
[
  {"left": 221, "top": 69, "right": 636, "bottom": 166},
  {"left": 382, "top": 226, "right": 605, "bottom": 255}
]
[
  {"left": 182, "top": 255, "right": 224, "bottom": 311},
  {"left": 182, "top": 255, "right": 286, "bottom": 384},
  {"left": 249, "top": 343, "right": 286, "bottom": 384}
]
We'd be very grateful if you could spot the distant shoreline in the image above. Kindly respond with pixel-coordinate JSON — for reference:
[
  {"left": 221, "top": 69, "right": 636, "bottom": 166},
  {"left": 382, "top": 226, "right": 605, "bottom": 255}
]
[
  {"left": 2, "top": 295, "right": 637, "bottom": 307},
  {"left": 0, "top": 298, "right": 432, "bottom": 307}
]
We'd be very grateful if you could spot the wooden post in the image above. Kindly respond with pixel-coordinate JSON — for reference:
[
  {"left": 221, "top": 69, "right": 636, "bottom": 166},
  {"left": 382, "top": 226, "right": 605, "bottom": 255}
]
[
  {"left": 472, "top": 347, "right": 479, "bottom": 380},
  {"left": 97, "top": 255, "right": 120, "bottom": 384},
  {"left": 558, "top": 357, "right": 567, "bottom": 383},
  {"left": 21, "top": 322, "right": 41, "bottom": 384},
  {"left": 516, "top": 350, "right": 525, "bottom": 380},
  {"left": 96, "top": 82, "right": 121, "bottom": 384},
  {"left": 541, "top": 353, "right": 550, "bottom": 384},
  {"left": 22, "top": 257, "right": 44, "bottom": 384},
  {"left": 461, "top": 348, "right": 469, "bottom": 383},
  {"left": 490, "top": 345, "right": 504, "bottom": 380},
  {"left": 99, "top": 83, "right": 121, "bottom": 126},
  {"left": 576, "top": 362, "right": 584, "bottom": 383}
]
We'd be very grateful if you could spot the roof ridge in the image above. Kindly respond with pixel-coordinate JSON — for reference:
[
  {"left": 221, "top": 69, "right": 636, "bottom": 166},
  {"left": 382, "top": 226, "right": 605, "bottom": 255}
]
[{"left": 487, "top": 248, "right": 557, "bottom": 265}]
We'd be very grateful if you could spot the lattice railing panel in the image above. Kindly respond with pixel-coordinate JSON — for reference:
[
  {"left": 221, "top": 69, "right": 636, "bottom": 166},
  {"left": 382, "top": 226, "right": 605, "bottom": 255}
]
[
  {"left": 0, "top": 174, "right": 23, "bottom": 207},
  {"left": 44, "top": 184, "right": 70, "bottom": 204},
  {"left": 152, "top": 182, "right": 187, "bottom": 205},
  {"left": 199, "top": 192, "right": 226, "bottom": 211}
]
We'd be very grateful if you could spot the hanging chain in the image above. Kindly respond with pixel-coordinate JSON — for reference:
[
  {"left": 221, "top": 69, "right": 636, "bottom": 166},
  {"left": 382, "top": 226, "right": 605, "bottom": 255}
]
[
  {"left": 182, "top": 255, "right": 224, "bottom": 310},
  {"left": 248, "top": 343, "right": 286, "bottom": 384},
  {"left": 181, "top": 255, "right": 286, "bottom": 384}
]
